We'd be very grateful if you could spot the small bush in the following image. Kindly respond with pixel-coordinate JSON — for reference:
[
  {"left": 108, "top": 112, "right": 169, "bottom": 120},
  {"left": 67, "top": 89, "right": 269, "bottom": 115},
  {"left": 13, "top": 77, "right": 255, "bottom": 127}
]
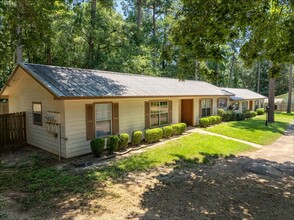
[
  {"left": 207, "top": 117, "right": 213, "bottom": 125},
  {"left": 118, "top": 133, "right": 129, "bottom": 150},
  {"left": 90, "top": 138, "right": 105, "bottom": 157},
  {"left": 179, "top": 123, "right": 187, "bottom": 133},
  {"left": 250, "top": 111, "right": 257, "bottom": 117},
  {"left": 199, "top": 118, "right": 210, "bottom": 127},
  {"left": 215, "top": 116, "right": 221, "bottom": 124},
  {"left": 210, "top": 116, "right": 218, "bottom": 125},
  {"left": 217, "top": 109, "right": 225, "bottom": 119},
  {"left": 171, "top": 123, "right": 186, "bottom": 135},
  {"left": 145, "top": 128, "right": 163, "bottom": 143},
  {"left": 256, "top": 108, "right": 265, "bottom": 115},
  {"left": 223, "top": 110, "right": 235, "bottom": 121},
  {"left": 243, "top": 109, "right": 251, "bottom": 118},
  {"left": 131, "top": 131, "right": 142, "bottom": 146},
  {"left": 235, "top": 113, "right": 245, "bottom": 121},
  {"left": 107, "top": 135, "right": 119, "bottom": 153},
  {"left": 162, "top": 126, "right": 173, "bottom": 138}
]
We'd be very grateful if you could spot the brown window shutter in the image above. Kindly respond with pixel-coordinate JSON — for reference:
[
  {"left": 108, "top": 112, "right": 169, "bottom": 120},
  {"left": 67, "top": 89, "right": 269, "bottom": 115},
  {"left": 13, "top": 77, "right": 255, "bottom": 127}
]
[
  {"left": 85, "top": 104, "right": 95, "bottom": 140},
  {"left": 168, "top": 100, "right": 172, "bottom": 124},
  {"left": 145, "top": 101, "right": 150, "bottom": 129},
  {"left": 216, "top": 98, "right": 220, "bottom": 109},
  {"left": 211, "top": 98, "right": 213, "bottom": 116},
  {"left": 112, "top": 103, "right": 119, "bottom": 135},
  {"left": 199, "top": 99, "right": 202, "bottom": 118}
]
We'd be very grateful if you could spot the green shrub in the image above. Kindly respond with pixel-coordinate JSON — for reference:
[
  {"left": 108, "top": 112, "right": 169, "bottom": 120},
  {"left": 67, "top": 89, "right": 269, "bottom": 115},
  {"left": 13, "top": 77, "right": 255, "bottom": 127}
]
[
  {"left": 243, "top": 109, "right": 251, "bottom": 118},
  {"left": 223, "top": 110, "right": 235, "bottom": 121},
  {"left": 210, "top": 116, "right": 218, "bottom": 125},
  {"left": 179, "top": 123, "right": 187, "bottom": 133},
  {"left": 131, "top": 131, "right": 143, "bottom": 146},
  {"left": 162, "top": 126, "right": 173, "bottom": 138},
  {"left": 107, "top": 135, "right": 119, "bottom": 153},
  {"left": 199, "top": 118, "right": 209, "bottom": 127},
  {"left": 145, "top": 128, "right": 163, "bottom": 143},
  {"left": 235, "top": 113, "right": 245, "bottom": 121},
  {"left": 171, "top": 123, "right": 186, "bottom": 135},
  {"left": 207, "top": 117, "right": 213, "bottom": 125},
  {"left": 118, "top": 133, "right": 129, "bottom": 150},
  {"left": 90, "top": 138, "right": 105, "bottom": 157},
  {"left": 256, "top": 108, "right": 265, "bottom": 115},
  {"left": 215, "top": 116, "right": 221, "bottom": 124},
  {"left": 217, "top": 109, "right": 225, "bottom": 119},
  {"left": 250, "top": 111, "right": 257, "bottom": 117}
]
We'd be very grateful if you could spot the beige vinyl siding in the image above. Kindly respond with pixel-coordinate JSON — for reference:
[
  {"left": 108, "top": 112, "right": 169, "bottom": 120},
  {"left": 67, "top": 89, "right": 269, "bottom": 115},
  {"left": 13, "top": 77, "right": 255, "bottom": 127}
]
[
  {"left": 7, "top": 68, "right": 66, "bottom": 157},
  {"left": 64, "top": 97, "right": 182, "bottom": 158}
]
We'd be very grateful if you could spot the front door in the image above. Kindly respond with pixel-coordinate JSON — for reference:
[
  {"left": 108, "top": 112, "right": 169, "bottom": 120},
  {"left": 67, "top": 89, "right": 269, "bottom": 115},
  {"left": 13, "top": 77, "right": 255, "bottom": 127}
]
[
  {"left": 249, "top": 100, "right": 253, "bottom": 110},
  {"left": 181, "top": 99, "right": 194, "bottom": 126}
]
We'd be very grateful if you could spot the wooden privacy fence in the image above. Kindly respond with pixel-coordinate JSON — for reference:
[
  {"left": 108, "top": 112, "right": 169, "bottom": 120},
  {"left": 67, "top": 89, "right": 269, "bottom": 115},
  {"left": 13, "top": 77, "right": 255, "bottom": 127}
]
[{"left": 0, "top": 112, "right": 26, "bottom": 150}]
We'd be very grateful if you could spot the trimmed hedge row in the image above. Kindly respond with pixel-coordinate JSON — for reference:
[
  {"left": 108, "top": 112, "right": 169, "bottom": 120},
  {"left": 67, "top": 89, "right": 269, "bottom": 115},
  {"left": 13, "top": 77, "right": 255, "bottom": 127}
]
[
  {"left": 90, "top": 123, "right": 187, "bottom": 157},
  {"left": 199, "top": 116, "right": 221, "bottom": 128}
]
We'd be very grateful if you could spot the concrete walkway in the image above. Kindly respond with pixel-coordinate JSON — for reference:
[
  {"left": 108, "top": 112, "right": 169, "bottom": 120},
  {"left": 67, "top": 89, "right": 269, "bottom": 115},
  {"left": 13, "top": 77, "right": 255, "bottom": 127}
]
[{"left": 189, "top": 122, "right": 294, "bottom": 164}]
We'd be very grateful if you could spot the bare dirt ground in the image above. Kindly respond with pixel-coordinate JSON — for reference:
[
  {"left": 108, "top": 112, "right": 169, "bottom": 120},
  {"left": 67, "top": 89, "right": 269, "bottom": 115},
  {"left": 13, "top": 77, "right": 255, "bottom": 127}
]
[{"left": 1, "top": 149, "right": 293, "bottom": 220}]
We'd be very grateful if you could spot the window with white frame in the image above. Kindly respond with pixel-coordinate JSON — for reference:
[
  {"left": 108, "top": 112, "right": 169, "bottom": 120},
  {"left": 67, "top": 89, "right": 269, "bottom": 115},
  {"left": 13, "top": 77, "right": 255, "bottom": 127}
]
[
  {"left": 150, "top": 101, "right": 169, "bottom": 127},
  {"left": 232, "top": 102, "right": 239, "bottom": 110},
  {"left": 217, "top": 98, "right": 227, "bottom": 109},
  {"left": 95, "top": 103, "right": 112, "bottom": 137},
  {"left": 32, "top": 102, "right": 42, "bottom": 125},
  {"left": 242, "top": 101, "right": 248, "bottom": 110},
  {"left": 201, "top": 99, "right": 211, "bottom": 117}
]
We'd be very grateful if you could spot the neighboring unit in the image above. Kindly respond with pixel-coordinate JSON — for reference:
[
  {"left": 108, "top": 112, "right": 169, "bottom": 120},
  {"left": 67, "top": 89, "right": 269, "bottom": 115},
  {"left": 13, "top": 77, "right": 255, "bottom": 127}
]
[
  {"left": 221, "top": 88, "right": 266, "bottom": 112},
  {"left": 0, "top": 63, "right": 232, "bottom": 158}
]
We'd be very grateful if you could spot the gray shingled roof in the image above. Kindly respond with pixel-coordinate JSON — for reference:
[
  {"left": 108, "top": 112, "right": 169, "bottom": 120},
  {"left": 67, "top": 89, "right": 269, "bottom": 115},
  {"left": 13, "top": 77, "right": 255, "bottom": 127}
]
[
  {"left": 16, "top": 63, "right": 229, "bottom": 98},
  {"left": 221, "top": 88, "right": 266, "bottom": 101}
]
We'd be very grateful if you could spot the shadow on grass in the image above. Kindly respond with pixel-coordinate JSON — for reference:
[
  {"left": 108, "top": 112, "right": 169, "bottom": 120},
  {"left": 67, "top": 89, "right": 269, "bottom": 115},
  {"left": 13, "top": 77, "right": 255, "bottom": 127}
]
[{"left": 127, "top": 155, "right": 294, "bottom": 219}]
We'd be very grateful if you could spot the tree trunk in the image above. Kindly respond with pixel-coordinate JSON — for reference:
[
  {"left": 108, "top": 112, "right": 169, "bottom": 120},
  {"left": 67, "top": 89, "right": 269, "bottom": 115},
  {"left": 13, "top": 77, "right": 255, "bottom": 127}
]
[
  {"left": 257, "top": 62, "right": 261, "bottom": 93},
  {"left": 137, "top": 0, "right": 143, "bottom": 29},
  {"left": 46, "top": 40, "right": 52, "bottom": 65},
  {"left": 228, "top": 54, "right": 235, "bottom": 87},
  {"left": 16, "top": 24, "right": 23, "bottom": 62},
  {"left": 287, "top": 64, "right": 293, "bottom": 113},
  {"left": 195, "top": 60, "right": 199, "bottom": 80},
  {"left": 88, "top": 0, "right": 97, "bottom": 68},
  {"left": 268, "top": 77, "right": 276, "bottom": 123}
]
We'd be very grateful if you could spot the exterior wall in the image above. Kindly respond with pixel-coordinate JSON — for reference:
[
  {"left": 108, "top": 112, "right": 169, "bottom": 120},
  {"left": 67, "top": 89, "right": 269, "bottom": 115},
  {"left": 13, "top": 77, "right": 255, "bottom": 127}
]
[
  {"left": 7, "top": 69, "right": 66, "bottom": 157},
  {"left": 64, "top": 97, "right": 181, "bottom": 158},
  {"left": 229, "top": 99, "right": 264, "bottom": 113},
  {"left": 64, "top": 96, "right": 227, "bottom": 158}
]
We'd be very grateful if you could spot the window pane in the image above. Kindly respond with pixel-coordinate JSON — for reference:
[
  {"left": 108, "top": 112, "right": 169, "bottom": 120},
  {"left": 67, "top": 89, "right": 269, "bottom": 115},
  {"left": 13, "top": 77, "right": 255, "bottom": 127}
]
[
  {"left": 95, "top": 103, "right": 111, "bottom": 121},
  {"left": 218, "top": 98, "right": 227, "bottom": 108},
  {"left": 96, "top": 120, "right": 111, "bottom": 137},
  {"left": 242, "top": 101, "right": 248, "bottom": 110},
  {"left": 201, "top": 99, "right": 206, "bottom": 108},
  {"left": 160, "top": 113, "right": 168, "bottom": 125},
  {"left": 206, "top": 99, "right": 211, "bottom": 107},
  {"left": 151, "top": 114, "right": 159, "bottom": 127},
  {"left": 151, "top": 102, "right": 160, "bottom": 114},
  {"left": 33, "top": 113, "right": 42, "bottom": 124},
  {"left": 160, "top": 102, "right": 168, "bottom": 113},
  {"left": 33, "top": 103, "right": 41, "bottom": 113}
]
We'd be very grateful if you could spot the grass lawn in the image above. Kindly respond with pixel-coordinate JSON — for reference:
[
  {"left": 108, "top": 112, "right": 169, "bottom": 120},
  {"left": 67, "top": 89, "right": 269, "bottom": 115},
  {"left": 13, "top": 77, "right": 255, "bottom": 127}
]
[
  {"left": 93, "top": 133, "right": 253, "bottom": 180},
  {"left": 206, "top": 112, "right": 294, "bottom": 145},
  {"left": 0, "top": 133, "right": 253, "bottom": 215}
]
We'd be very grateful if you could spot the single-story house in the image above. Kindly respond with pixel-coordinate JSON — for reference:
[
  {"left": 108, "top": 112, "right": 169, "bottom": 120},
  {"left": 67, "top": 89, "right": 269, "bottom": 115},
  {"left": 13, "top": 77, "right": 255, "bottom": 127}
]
[
  {"left": 0, "top": 63, "right": 232, "bottom": 158},
  {"left": 275, "top": 89, "right": 294, "bottom": 104},
  {"left": 221, "top": 88, "right": 266, "bottom": 112}
]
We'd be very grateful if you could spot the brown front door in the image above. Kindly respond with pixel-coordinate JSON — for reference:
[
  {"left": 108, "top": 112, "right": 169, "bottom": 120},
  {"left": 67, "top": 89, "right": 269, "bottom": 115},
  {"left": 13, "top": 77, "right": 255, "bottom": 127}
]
[
  {"left": 249, "top": 100, "right": 253, "bottom": 110},
  {"left": 181, "top": 99, "right": 194, "bottom": 126}
]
